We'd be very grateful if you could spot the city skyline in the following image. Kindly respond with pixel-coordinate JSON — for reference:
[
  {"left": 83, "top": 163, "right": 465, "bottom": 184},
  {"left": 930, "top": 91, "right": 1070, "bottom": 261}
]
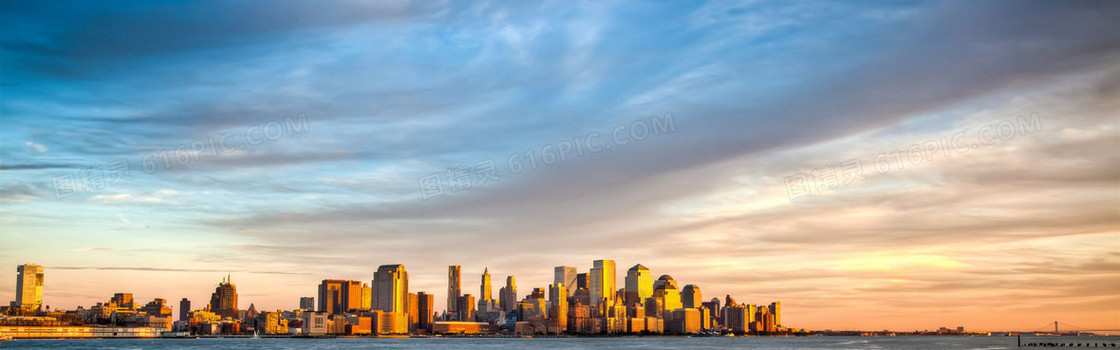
[{"left": 1, "top": 0, "right": 1118, "bottom": 333}]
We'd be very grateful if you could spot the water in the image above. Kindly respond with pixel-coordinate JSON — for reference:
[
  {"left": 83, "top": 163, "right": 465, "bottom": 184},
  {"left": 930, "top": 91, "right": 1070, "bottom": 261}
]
[{"left": 3, "top": 336, "right": 1117, "bottom": 349}]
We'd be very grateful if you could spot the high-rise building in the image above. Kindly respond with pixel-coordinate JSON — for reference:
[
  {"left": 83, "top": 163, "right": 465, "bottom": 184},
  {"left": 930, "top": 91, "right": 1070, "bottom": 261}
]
[
  {"left": 417, "top": 292, "right": 435, "bottom": 330},
  {"left": 499, "top": 275, "right": 517, "bottom": 313},
  {"left": 753, "top": 305, "right": 775, "bottom": 332},
  {"left": 702, "top": 297, "right": 721, "bottom": 328},
  {"left": 407, "top": 292, "right": 419, "bottom": 332},
  {"left": 652, "top": 275, "right": 682, "bottom": 319},
  {"left": 681, "top": 284, "right": 702, "bottom": 309},
  {"left": 769, "top": 301, "right": 781, "bottom": 326},
  {"left": 480, "top": 268, "right": 492, "bottom": 302},
  {"left": 299, "top": 297, "right": 315, "bottom": 310},
  {"left": 15, "top": 264, "right": 44, "bottom": 311},
  {"left": 373, "top": 264, "right": 408, "bottom": 313},
  {"left": 361, "top": 283, "right": 372, "bottom": 310},
  {"left": 179, "top": 298, "right": 191, "bottom": 321},
  {"left": 723, "top": 304, "right": 747, "bottom": 333},
  {"left": 317, "top": 279, "right": 363, "bottom": 314},
  {"left": 548, "top": 283, "right": 568, "bottom": 334},
  {"left": 670, "top": 308, "right": 702, "bottom": 334},
  {"left": 554, "top": 266, "right": 577, "bottom": 297},
  {"left": 208, "top": 275, "right": 239, "bottom": 319},
  {"left": 373, "top": 264, "right": 409, "bottom": 333},
  {"left": 457, "top": 294, "right": 475, "bottom": 322},
  {"left": 589, "top": 259, "right": 616, "bottom": 309},
  {"left": 624, "top": 264, "right": 652, "bottom": 306},
  {"left": 447, "top": 265, "right": 461, "bottom": 318}
]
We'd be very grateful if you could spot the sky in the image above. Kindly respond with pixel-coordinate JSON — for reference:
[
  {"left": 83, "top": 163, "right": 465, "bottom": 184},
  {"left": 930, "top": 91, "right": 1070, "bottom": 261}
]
[{"left": 0, "top": 0, "right": 1118, "bottom": 332}]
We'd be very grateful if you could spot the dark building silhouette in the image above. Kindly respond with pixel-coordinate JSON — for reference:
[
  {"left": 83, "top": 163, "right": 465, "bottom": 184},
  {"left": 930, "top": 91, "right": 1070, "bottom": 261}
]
[
  {"left": 179, "top": 298, "right": 190, "bottom": 321},
  {"left": 417, "top": 292, "right": 434, "bottom": 330},
  {"left": 208, "top": 275, "right": 239, "bottom": 319}
]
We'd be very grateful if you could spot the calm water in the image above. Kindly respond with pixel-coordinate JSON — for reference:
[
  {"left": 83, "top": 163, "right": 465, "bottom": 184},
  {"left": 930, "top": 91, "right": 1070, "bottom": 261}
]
[{"left": 4, "top": 336, "right": 1118, "bottom": 349}]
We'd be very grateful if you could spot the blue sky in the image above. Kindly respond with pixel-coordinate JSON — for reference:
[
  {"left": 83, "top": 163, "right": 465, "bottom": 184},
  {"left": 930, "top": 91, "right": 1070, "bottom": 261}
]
[{"left": 1, "top": 0, "right": 1118, "bottom": 330}]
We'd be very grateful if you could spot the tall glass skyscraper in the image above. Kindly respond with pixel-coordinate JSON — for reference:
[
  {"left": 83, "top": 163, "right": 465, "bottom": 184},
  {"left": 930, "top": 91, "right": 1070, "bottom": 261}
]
[
  {"left": 15, "top": 264, "right": 44, "bottom": 310},
  {"left": 589, "top": 259, "right": 615, "bottom": 308}
]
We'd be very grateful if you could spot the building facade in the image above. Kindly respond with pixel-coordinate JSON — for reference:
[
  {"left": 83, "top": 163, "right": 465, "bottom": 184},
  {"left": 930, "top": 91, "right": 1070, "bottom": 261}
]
[
  {"left": 589, "top": 260, "right": 616, "bottom": 309},
  {"left": 15, "top": 264, "right": 44, "bottom": 311}
]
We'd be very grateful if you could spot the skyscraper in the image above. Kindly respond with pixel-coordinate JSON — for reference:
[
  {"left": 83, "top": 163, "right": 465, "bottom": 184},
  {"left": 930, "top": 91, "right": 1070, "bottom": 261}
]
[
  {"left": 299, "top": 296, "right": 315, "bottom": 310},
  {"left": 417, "top": 292, "right": 434, "bottom": 330},
  {"left": 373, "top": 264, "right": 409, "bottom": 333},
  {"left": 548, "top": 282, "right": 568, "bottom": 334},
  {"left": 317, "top": 279, "right": 363, "bottom": 314},
  {"left": 457, "top": 294, "right": 475, "bottom": 322},
  {"left": 554, "top": 266, "right": 577, "bottom": 297},
  {"left": 15, "top": 263, "right": 44, "bottom": 311},
  {"left": 179, "top": 298, "right": 191, "bottom": 321},
  {"left": 769, "top": 301, "right": 781, "bottom": 326},
  {"left": 447, "top": 265, "right": 461, "bottom": 318},
  {"left": 361, "top": 283, "right": 372, "bottom": 310},
  {"left": 682, "top": 284, "right": 702, "bottom": 309},
  {"left": 407, "top": 292, "right": 419, "bottom": 331},
  {"left": 208, "top": 275, "right": 239, "bottom": 319},
  {"left": 576, "top": 273, "right": 588, "bottom": 290},
  {"left": 373, "top": 264, "right": 408, "bottom": 313},
  {"left": 652, "top": 275, "right": 682, "bottom": 319},
  {"left": 624, "top": 264, "right": 652, "bottom": 306},
  {"left": 499, "top": 275, "right": 517, "bottom": 312},
  {"left": 589, "top": 259, "right": 616, "bottom": 308},
  {"left": 480, "top": 268, "right": 492, "bottom": 302}
]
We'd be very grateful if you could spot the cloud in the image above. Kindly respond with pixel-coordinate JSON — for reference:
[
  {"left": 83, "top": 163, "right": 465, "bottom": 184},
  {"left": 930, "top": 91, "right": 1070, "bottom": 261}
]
[{"left": 24, "top": 141, "right": 47, "bottom": 154}]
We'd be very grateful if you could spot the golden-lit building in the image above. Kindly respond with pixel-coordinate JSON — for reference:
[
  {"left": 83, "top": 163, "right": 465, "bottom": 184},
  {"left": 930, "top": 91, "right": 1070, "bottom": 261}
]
[
  {"left": 15, "top": 264, "right": 44, "bottom": 311},
  {"left": 139, "top": 298, "right": 172, "bottom": 317},
  {"left": 372, "top": 264, "right": 409, "bottom": 332},
  {"left": 624, "top": 264, "right": 652, "bottom": 307},
  {"left": 669, "top": 308, "right": 701, "bottom": 334},
  {"left": 499, "top": 275, "right": 517, "bottom": 313},
  {"left": 255, "top": 310, "right": 289, "bottom": 335},
  {"left": 769, "top": 301, "right": 781, "bottom": 326},
  {"left": 651, "top": 275, "right": 682, "bottom": 320},
  {"left": 447, "top": 265, "right": 461, "bottom": 319},
  {"left": 479, "top": 268, "right": 492, "bottom": 302},
  {"left": 554, "top": 266, "right": 577, "bottom": 297},
  {"left": 589, "top": 260, "right": 616, "bottom": 309},
  {"left": 317, "top": 279, "right": 364, "bottom": 314},
  {"left": 430, "top": 321, "right": 499, "bottom": 334},
  {"left": 548, "top": 283, "right": 567, "bottom": 334},
  {"left": 208, "top": 276, "right": 239, "bottom": 319}
]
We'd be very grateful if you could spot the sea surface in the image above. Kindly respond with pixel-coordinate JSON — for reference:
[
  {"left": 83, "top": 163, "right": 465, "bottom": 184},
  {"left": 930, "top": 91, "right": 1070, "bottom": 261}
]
[{"left": 4, "top": 336, "right": 1118, "bottom": 349}]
